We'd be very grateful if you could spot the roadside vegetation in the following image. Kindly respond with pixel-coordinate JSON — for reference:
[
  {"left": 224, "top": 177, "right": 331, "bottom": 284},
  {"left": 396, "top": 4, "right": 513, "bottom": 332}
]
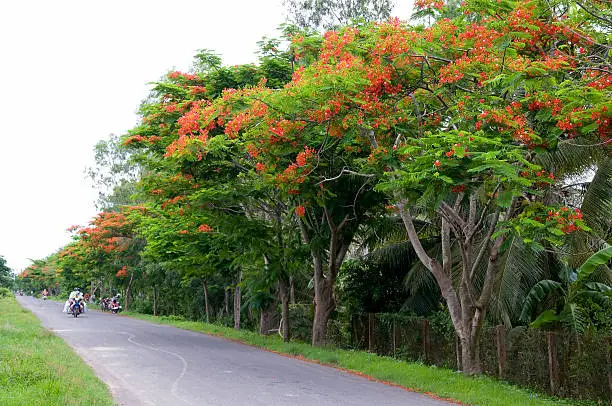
[
  {"left": 0, "top": 296, "right": 115, "bottom": 406},
  {"left": 122, "top": 310, "right": 590, "bottom": 406}
]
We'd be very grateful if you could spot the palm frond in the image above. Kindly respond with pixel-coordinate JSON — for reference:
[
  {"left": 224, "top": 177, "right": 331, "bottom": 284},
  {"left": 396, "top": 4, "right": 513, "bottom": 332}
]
[
  {"left": 580, "top": 158, "right": 612, "bottom": 238},
  {"left": 536, "top": 141, "right": 603, "bottom": 178},
  {"left": 490, "top": 237, "right": 548, "bottom": 326},
  {"left": 520, "top": 279, "right": 563, "bottom": 322}
]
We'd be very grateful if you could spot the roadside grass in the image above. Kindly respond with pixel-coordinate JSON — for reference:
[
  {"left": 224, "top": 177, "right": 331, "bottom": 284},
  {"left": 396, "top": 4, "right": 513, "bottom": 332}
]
[
  {"left": 0, "top": 297, "right": 115, "bottom": 406},
  {"left": 121, "top": 311, "right": 597, "bottom": 406}
]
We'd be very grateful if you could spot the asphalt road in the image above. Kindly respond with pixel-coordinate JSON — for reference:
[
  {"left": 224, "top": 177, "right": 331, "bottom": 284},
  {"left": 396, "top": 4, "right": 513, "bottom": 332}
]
[{"left": 17, "top": 296, "right": 451, "bottom": 406}]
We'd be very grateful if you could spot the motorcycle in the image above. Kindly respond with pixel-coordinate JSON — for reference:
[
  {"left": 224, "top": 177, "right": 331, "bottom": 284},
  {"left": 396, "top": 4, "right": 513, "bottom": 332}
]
[
  {"left": 71, "top": 299, "right": 81, "bottom": 317},
  {"left": 110, "top": 300, "right": 122, "bottom": 314}
]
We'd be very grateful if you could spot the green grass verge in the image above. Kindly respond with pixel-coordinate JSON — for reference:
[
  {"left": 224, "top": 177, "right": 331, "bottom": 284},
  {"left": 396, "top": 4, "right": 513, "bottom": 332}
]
[
  {"left": 0, "top": 297, "right": 115, "bottom": 406},
  {"left": 121, "top": 311, "right": 597, "bottom": 406}
]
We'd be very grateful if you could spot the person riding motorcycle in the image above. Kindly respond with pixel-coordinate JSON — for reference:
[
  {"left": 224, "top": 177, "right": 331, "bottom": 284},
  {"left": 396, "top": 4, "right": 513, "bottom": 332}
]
[
  {"left": 63, "top": 288, "right": 87, "bottom": 314},
  {"left": 110, "top": 294, "right": 121, "bottom": 313}
]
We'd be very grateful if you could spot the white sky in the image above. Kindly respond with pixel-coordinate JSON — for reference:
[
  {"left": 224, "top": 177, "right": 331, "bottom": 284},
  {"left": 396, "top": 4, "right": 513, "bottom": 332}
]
[{"left": 0, "top": 0, "right": 413, "bottom": 272}]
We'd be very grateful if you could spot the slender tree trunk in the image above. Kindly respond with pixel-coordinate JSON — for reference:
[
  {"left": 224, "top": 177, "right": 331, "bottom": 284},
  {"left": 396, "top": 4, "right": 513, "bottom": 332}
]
[
  {"left": 289, "top": 275, "right": 295, "bottom": 305},
  {"left": 89, "top": 281, "right": 95, "bottom": 299},
  {"left": 153, "top": 285, "right": 158, "bottom": 316},
  {"left": 234, "top": 272, "right": 241, "bottom": 330},
  {"left": 203, "top": 279, "right": 210, "bottom": 323},
  {"left": 279, "top": 278, "right": 291, "bottom": 342},
  {"left": 300, "top": 209, "right": 350, "bottom": 347},
  {"left": 224, "top": 287, "right": 230, "bottom": 316},
  {"left": 259, "top": 255, "right": 276, "bottom": 335},
  {"left": 125, "top": 273, "right": 134, "bottom": 312}
]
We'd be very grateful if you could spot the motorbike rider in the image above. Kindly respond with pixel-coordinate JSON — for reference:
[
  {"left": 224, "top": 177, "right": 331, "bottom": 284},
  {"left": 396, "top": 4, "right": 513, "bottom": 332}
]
[
  {"left": 42, "top": 288, "right": 48, "bottom": 300},
  {"left": 64, "top": 288, "right": 87, "bottom": 313},
  {"left": 111, "top": 294, "right": 121, "bottom": 313}
]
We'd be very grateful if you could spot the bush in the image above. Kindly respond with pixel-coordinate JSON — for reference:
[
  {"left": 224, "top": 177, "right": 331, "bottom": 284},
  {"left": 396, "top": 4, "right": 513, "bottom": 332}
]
[
  {"left": 130, "top": 298, "right": 154, "bottom": 315},
  {"left": 0, "top": 287, "right": 12, "bottom": 298},
  {"left": 288, "top": 304, "right": 313, "bottom": 342}
]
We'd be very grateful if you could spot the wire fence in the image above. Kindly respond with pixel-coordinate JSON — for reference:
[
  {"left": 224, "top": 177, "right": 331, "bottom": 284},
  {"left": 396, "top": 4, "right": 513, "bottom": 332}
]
[{"left": 287, "top": 306, "right": 611, "bottom": 403}]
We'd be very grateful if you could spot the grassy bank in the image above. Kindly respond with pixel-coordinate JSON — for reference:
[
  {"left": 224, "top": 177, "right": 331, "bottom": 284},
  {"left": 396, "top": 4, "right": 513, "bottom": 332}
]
[
  {"left": 0, "top": 296, "right": 114, "bottom": 406},
  {"left": 122, "top": 311, "right": 593, "bottom": 406}
]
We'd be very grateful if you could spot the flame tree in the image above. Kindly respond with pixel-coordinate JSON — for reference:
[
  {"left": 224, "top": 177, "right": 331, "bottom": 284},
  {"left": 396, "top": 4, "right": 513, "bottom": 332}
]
[{"left": 152, "top": 0, "right": 609, "bottom": 370}]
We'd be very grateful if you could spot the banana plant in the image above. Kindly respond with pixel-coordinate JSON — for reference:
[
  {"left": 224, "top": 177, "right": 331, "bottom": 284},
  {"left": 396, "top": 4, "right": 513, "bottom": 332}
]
[{"left": 520, "top": 246, "right": 612, "bottom": 332}]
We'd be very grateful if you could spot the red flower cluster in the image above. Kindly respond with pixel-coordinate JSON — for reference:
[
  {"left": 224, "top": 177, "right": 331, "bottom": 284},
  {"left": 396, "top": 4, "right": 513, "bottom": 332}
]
[
  {"left": 198, "top": 224, "right": 213, "bottom": 233},
  {"left": 547, "top": 208, "right": 583, "bottom": 234},
  {"left": 414, "top": 0, "right": 444, "bottom": 10},
  {"left": 168, "top": 71, "right": 198, "bottom": 81},
  {"left": 116, "top": 266, "right": 128, "bottom": 278},
  {"left": 296, "top": 146, "right": 316, "bottom": 167},
  {"left": 123, "top": 134, "right": 162, "bottom": 146},
  {"left": 451, "top": 184, "right": 466, "bottom": 193}
]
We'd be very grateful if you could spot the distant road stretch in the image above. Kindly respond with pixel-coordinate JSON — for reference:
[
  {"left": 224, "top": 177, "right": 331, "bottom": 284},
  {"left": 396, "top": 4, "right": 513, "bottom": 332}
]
[{"left": 17, "top": 296, "right": 451, "bottom": 406}]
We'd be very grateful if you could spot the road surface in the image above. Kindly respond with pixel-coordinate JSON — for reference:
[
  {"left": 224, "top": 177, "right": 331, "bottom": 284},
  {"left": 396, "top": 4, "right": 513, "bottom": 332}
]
[{"left": 17, "top": 296, "right": 451, "bottom": 406}]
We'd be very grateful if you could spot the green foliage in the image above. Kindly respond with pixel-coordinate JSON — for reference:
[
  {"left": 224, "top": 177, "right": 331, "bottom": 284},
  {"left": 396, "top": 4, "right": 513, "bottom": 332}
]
[
  {"left": 0, "top": 256, "right": 13, "bottom": 289},
  {"left": 86, "top": 133, "right": 141, "bottom": 211},
  {"left": 577, "top": 246, "right": 612, "bottom": 283},
  {"left": 521, "top": 246, "right": 612, "bottom": 332}
]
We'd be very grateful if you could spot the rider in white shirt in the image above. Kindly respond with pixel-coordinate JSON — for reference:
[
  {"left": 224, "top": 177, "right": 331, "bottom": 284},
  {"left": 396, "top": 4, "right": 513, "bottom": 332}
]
[{"left": 64, "top": 288, "right": 87, "bottom": 313}]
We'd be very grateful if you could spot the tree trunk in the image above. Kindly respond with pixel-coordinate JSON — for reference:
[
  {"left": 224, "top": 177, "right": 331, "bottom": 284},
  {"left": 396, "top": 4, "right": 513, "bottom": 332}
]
[
  {"left": 312, "top": 278, "right": 335, "bottom": 346},
  {"left": 153, "top": 285, "right": 157, "bottom": 316},
  {"left": 279, "top": 278, "right": 290, "bottom": 342},
  {"left": 234, "top": 272, "right": 241, "bottom": 330},
  {"left": 125, "top": 273, "right": 134, "bottom": 312},
  {"left": 224, "top": 287, "right": 230, "bottom": 316},
  {"left": 299, "top": 208, "right": 350, "bottom": 347},
  {"left": 289, "top": 275, "right": 295, "bottom": 305},
  {"left": 397, "top": 200, "right": 505, "bottom": 376},
  {"left": 259, "top": 301, "right": 277, "bottom": 335},
  {"left": 460, "top": 332, "right": 482, "bottom": 375},
  {"left": 203, "top": 279, "right": 210, "bottom": 324}
]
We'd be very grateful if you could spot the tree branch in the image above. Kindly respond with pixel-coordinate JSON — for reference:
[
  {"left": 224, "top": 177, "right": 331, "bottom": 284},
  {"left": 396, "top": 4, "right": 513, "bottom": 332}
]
[
  {"left": 470, "top": 211, "right": 500, "bottom": 279},
  {"left": 469, "top": 183, "right": 501, "bottom": 240},
  {"left": 315, "top": 168, "right": 376, "bottom": 185},
  {"left": 477, "top": 235, "right": 505, "bottom": 309},
  {"left": 439, "top": 201, "right": 467, "bottom": 235},
  {"left": 575, "top": 0, "right": 612, "bottom": 26},
  {"left": 441, "top": 217, "right": 452, "bottom": 276},
  {"left": 411, "top": 93, "right": 423, "bottom": 137},
  {"left": 398, "top": 201, "right": 437, "bottom": 271},
  {"left": 398, "top": 200, "right": 464, "bottom": 334}
]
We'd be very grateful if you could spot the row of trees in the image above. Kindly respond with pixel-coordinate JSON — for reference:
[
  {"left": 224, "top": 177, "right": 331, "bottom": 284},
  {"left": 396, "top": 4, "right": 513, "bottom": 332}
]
[{"left": 19, "top": 0, "right": 611, "bottom": 376}]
